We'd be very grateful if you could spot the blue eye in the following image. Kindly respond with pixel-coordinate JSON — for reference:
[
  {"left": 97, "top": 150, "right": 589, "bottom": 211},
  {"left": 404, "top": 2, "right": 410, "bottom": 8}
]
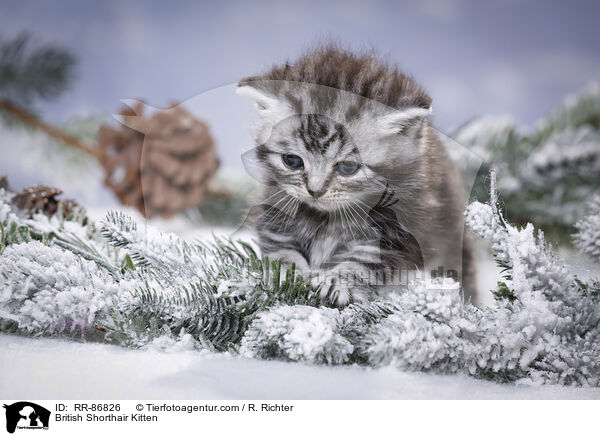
[
  {"left": 282, "top": 154, "right": 304, "bottom": 169},
  {"left": 336, "top": 161, "right": 360, "bottom": 176}
]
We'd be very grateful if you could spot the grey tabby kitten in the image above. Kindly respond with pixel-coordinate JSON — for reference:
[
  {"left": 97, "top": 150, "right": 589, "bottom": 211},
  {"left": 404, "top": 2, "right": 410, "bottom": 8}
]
[{"left": 237, "top": 44, "right": 475, "bottom": 306}]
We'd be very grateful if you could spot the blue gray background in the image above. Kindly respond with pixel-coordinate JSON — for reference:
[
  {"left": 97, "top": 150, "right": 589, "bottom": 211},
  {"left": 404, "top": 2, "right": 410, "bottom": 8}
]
[{"left": 0, "top": 0, "right": 599, "bottom": 195}]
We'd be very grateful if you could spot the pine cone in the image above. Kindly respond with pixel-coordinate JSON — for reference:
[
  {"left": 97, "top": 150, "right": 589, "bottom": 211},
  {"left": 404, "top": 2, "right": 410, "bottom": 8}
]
[
  {"left": 12, "top": 185, "right": 86, "bottom": 221},
  {"left": 59, "top": 198, "right": 87, "bottom": 221},
  {"left": 0, "top": 174, "right": 11, "bottom": 191},
  {"left": 97, "top": 117, "right": 144, "bottom": 213},
  {"left": 97, "top": 102, "right": 219, "bottom": 218}
]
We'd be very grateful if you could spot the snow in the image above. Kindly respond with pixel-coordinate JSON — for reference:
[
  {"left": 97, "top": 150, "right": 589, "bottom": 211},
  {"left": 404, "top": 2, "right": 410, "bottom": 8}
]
[
  {"left": 2, "top": 334, "right": 599, "bottom": 400},
  {"left": 2, "top": 184, "right": 600, "bottom": 398}
]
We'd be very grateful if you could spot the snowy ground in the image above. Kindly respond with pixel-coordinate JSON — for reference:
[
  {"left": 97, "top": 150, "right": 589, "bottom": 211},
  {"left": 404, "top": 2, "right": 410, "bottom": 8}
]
[{"left": 2, "top": 334, "right": 600, "bottom": 400}]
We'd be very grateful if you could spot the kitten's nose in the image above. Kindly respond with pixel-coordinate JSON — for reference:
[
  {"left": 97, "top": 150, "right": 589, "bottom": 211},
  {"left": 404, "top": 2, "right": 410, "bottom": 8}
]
[{"left": 307, "top": 188, "right": 326, "bottom": 198}]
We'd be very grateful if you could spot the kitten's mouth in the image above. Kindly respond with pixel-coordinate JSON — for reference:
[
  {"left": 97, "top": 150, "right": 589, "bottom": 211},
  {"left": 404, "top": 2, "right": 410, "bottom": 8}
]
[
  {"left": 286, "top": 187, "right": 350, "bottom": 212},
  {"left": 303, "top": 196, "right": 347, "bottom": 212}
]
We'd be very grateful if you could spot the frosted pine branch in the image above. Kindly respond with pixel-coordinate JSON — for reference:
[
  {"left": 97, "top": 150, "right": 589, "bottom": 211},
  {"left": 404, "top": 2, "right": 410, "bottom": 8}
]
[
  {"left": 0, "top": 241, "right": 124, "bottom": 333},
  {"left": 242, "top": 183, "right": 600, "bottom": 386},
  {"left": 450, "top": 84, "right": 600, "bottom": 233},
  {"left": 1, "top": 177, "right": 600, "bottom": 386},
  {"left": 574, "top": 196, "right": 600, "bottom": 261}
]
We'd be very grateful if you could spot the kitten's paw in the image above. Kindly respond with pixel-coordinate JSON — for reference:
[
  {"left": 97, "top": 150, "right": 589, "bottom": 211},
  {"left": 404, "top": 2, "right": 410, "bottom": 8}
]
[
  {"left": 329, "top": 287, "right": 351, "bottom": 307},
  {"left": 318, "top": 280, "right": 351, "bottom": 307}
]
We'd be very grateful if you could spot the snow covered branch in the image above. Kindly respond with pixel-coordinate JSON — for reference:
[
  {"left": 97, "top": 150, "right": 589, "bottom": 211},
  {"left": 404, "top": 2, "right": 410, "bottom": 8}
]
[{"left": 1, "top": 177, "right": 599, "bottom": 386}]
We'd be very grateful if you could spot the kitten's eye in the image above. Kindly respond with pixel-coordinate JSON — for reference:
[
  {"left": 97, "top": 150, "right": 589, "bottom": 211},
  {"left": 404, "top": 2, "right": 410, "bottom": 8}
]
[
  {"left": 282, "top": 154, "right": 304, "bottom": 169},
  {"left": 336, "top": 161, "right": 360, "bottom": 176}
]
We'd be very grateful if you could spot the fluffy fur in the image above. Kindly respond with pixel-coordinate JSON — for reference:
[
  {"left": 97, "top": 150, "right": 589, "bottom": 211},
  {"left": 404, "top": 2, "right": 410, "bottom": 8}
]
[{"left": 238, "top": 44, "right": 475, "bottom": 306}]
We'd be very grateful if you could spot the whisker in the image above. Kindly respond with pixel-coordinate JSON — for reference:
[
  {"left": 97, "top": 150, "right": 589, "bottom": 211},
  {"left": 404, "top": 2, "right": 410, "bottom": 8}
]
[
  {"left": 341, "top": 205, "right": 355, "bottom": 239},
  {"left": 280, "top": 197, "right": 297, "bottom": 231},
  {"left": 347, "top": 203, "right": 368, "bottom": 238},
  {"left": 348, "top": 202, "right": 370, "bottom": 237},
  {"left": 261, "top": 189, "right": 286, "bottom": 205},
  {"left": 261, "top": 195, "right": 294, "bottom": 229}
]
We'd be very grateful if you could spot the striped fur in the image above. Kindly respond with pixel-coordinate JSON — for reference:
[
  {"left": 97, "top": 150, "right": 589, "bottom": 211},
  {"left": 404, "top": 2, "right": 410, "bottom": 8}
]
[{"left": 238, "top": 44, "right": 476, "bottom": 306}]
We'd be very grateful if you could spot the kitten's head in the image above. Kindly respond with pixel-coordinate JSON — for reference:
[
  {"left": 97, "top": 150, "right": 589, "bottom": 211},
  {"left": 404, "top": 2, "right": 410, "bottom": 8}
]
[
  {"left": 237, "top": 45, "right": 433, "bottom": 213},
  {"left": 238, "top": 81, "right": 432, "bottom": 213},
  {"left": 254, "top": 112, "right": 369, "bottom": 212}
]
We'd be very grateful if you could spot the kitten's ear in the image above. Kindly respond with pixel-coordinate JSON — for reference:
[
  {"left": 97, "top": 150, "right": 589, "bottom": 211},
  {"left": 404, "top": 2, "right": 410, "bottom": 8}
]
[
  {"left": 377, "top": 106, "right": 432, "bottom": 137},
  {"left": 236, "top": 84, "right": 292, "bottom": 123}
]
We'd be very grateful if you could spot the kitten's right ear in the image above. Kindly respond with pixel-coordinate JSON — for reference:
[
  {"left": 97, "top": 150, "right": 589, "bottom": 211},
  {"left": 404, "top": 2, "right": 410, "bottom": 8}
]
[
  {"left": 377, "top": 106, "right": 432, "bottom": 137},
  {"left": 236, "top": 84, "right": 292, "bottom": 124}
]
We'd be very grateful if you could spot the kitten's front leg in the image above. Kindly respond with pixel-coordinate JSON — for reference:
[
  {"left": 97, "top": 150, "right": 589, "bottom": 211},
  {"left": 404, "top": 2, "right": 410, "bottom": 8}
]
[
  {"left": 264, "top": 247, "right": 372, "bottom": 306},
  {"left": 317, "top": 260, "right": 374, "bottom": 306},
  {"left": 258, "top": 228, "right": 310, "bottom": 271},
  {"left": 317, "top": 241, "right": 383, "bottom": 306},
  {"left": 264, "top": 248, "right": 311, "bottom": 273}
]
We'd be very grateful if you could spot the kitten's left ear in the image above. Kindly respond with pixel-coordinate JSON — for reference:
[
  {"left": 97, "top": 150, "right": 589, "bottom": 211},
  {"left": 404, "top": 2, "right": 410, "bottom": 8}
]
[{"left": 377, "top": 106, "right": 432, "bottom": 137}]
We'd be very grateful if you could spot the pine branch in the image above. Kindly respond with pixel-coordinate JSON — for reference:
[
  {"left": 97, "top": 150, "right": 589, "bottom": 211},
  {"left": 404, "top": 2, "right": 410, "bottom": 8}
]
[
  {"left": 573, "top": 196, "right": 600, "bottom": 260},
  {"left": 0, "top": 99, "right": 100, "bottom": 158},
  {"left": 2, "top": 175, "right": 600, "bottom": 386},
  {"left": 450, "top": 85, "right": 600, "bottom": 237},
  {"left": 0, "top": 32, "right": 75, "bottom": 104}
]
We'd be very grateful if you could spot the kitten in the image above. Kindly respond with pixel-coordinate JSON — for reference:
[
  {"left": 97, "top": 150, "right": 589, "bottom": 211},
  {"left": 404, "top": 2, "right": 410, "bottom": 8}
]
[{"left": 237, "top": 44, "right": 476, "bottom": 306}]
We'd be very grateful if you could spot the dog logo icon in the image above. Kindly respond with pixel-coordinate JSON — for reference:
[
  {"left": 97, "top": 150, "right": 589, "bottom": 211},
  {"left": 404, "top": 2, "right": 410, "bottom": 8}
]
[{"left": 3, "top": 402, "right": 50, "bottom": 433}]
